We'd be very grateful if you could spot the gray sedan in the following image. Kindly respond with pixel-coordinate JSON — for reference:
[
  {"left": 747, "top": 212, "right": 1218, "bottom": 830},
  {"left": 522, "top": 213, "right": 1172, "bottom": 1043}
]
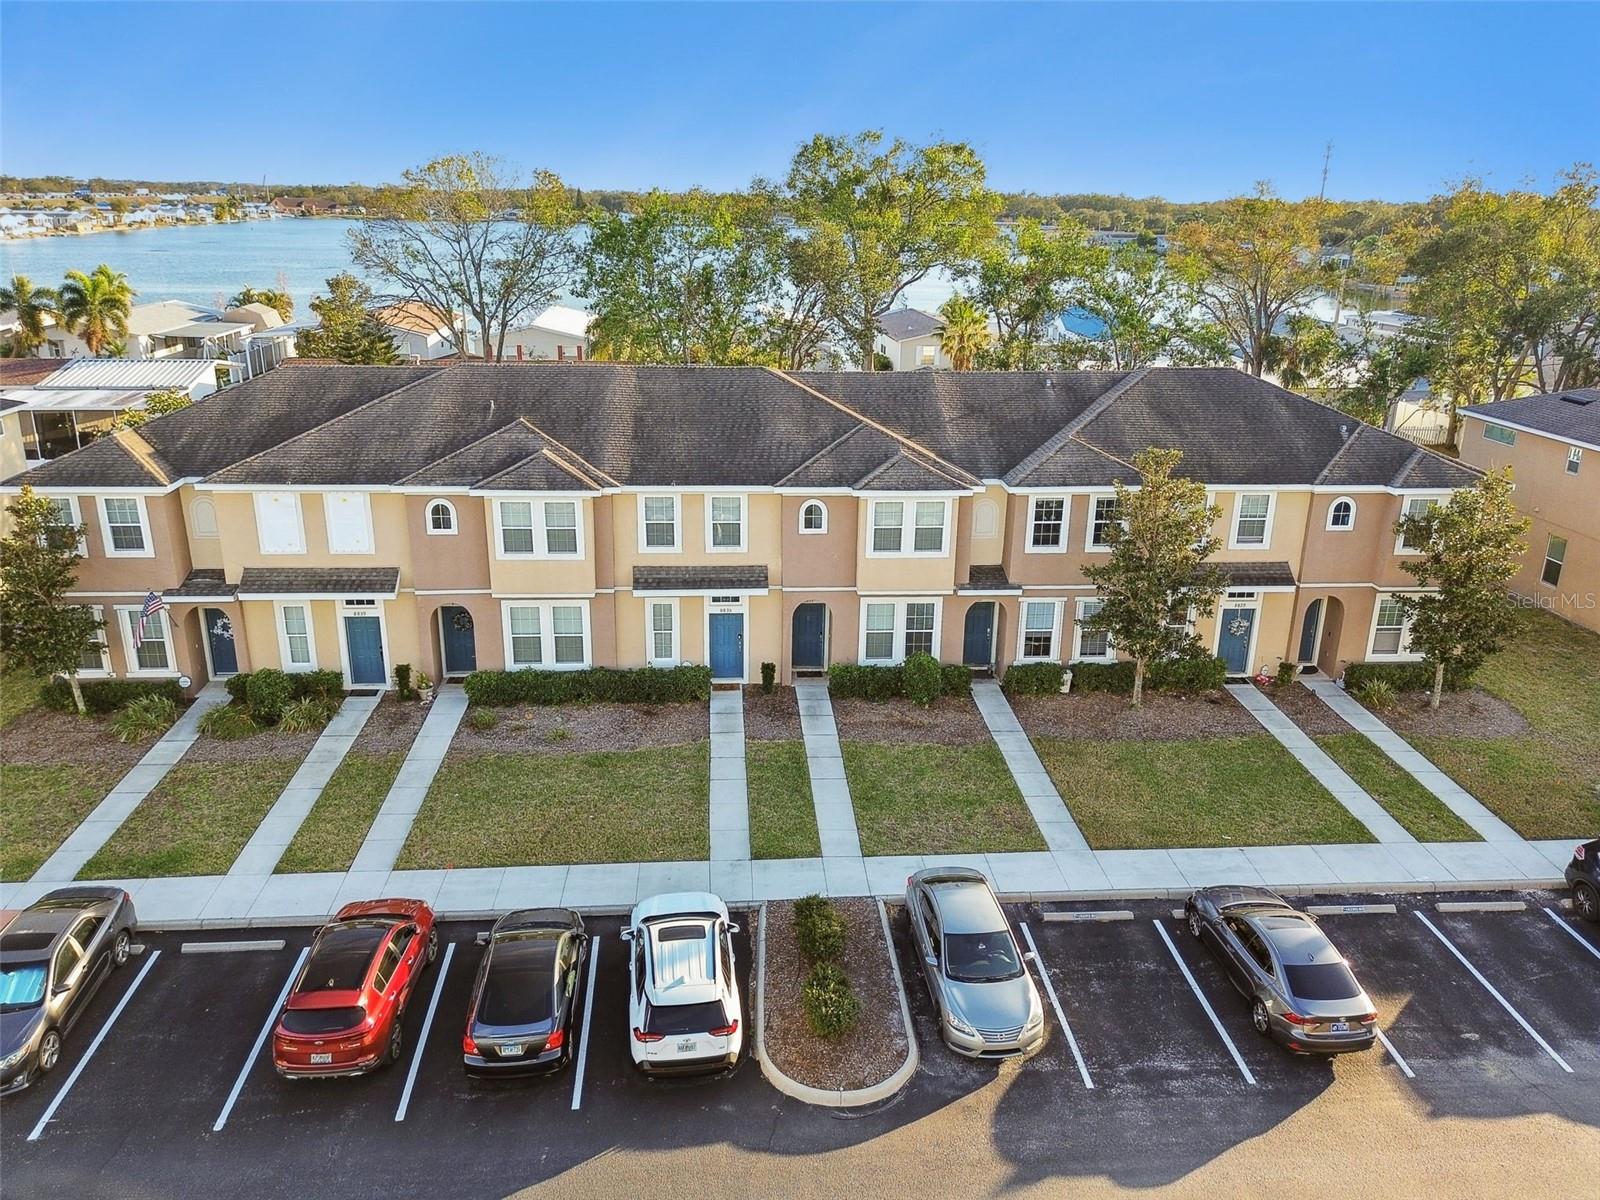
[
  {"left": 1184, "top": 885, "right": 1377, "bottom": 1055},
  {"left": 1, "top": 886, "right": 139, "bottom": 1095},
  {"left": 905, "top": 867, "right": 1044, "bottom": 1057}
]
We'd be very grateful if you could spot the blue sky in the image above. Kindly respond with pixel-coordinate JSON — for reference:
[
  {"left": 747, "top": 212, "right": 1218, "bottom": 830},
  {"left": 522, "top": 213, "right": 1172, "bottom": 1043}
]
[{"left": 3, "top": 2, "right": 1596, "bottom": 200}]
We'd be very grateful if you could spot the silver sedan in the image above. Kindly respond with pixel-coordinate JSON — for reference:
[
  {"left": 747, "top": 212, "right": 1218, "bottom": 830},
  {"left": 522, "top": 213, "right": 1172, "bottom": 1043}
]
[{"left": 1184, "top": 885, "right": 1377, "bottom": 1054}]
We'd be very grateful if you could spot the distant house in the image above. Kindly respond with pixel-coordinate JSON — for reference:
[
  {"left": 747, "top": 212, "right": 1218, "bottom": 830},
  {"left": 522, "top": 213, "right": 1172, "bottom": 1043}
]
[
  {"left": 874, "top": 308, "right": 948, "bottom": 370},
  {"left": 375, "top": 302, "right": 473, "bottom": 361},
  {"left": 270, "top": 196, "right": 334, "bottom": 216},
  {"left": 502, "top": 305, "right": 594, "bottom": 361}
]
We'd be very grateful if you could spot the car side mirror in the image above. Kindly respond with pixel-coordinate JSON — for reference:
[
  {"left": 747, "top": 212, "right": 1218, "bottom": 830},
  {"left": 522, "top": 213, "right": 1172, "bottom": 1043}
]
[
  {"left": 52, "top": 982, "right": 71, "bottom": 996},
  {"left": 1023, "top": 951, "right": 1038, "bottom": 965},
  {"left": 726, "top": 923, "right": 741, "bottom": 934},
  {"left": 620, "top": 928, "right": 634, "bottom": 942},
  {"left": 924, "top": 953, "right": 938, "bottom": 968}
]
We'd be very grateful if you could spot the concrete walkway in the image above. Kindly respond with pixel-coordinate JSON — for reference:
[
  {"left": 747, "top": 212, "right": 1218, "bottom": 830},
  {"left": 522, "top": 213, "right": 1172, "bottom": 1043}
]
[
  {"left": 970, "top": 680, "right": 1090, "bottom": 852},
  {"left": 226, "top": 694, "right": 382, "bottom": 877},
  {"left": 346, "top": 686, "right": 469, "bottom": 875},
  {"left": 1225, "top": 683, "right": 1415, "bottom": 844},
  {"left": 709, "top": 690, "right": 751, "bottom": 862},
  {"left": 29, "top": 682, "right": 230, "bottom": 884},
  {"left": 795, "top": 681, "right": 867, "bottom": 894}
]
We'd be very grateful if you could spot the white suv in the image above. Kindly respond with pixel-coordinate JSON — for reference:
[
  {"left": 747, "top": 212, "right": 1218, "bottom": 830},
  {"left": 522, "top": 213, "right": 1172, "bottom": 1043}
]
[{"left": 623, "top": 892, "right": 743, "bottom": 1076}]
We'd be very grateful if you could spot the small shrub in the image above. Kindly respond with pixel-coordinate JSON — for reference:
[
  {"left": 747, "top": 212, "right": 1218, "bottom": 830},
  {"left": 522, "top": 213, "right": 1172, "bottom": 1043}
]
[
  {"left": 902, "top": 652, "right": 943, "bottom": 707},
  {"left": 462, "top": 665, "right": 712, "bottom": 707},
  {"left": 292, "top": 670, "right": 345, "bottom": 702},
  {"left": 1068, "top": 661, "right": 1136, "bottom": 693},
  {"left": 1002, "top": 662, "right": 1066, "bottom": 696},
  {"left": 245, "top": 669, "right": 294, "bottom": 724},
  {"left": 940, "top": 664, "right": 972, "bottom": 698},
  {"left": 793, "top": 894, "right": 848, "bottom": 961},
  {"left": 802, "top": 961, "right": 860, "bottom": 1039},
  {"left": 825, "top": 663, "right": 904, "bottom": 700},
  {"left": 546, "top": 726, "right": 571, "bottom": 743},
  {"left": 468, "top": 707, "right": 498, "bottom": 731},
  {"left": 1146, "top": 654, "right": 1228, "bottom": 695},
  {"left": 112, "top": 694, "right": 179, "bottom": 743},
  {"left": 278, "top": 696, "right": 338, "bottom": 733},
  {"left": 1351, "top": 678, "right": 1398, "bottom": 711},
  {"left": 224, "top": 673, "right": 251, "bottom": 704},
  {"left": 1344, "top": 660, "right": 1468, "bottom": 694},
  {"left": 760, "top": 661, "right": 776, "bottom": 695},
  {"left": 1275, "top": 660, "right": 1299, "bottom": 689},
  {"left": 394, "top": 662, "right": 415, "bottom": 700},
  {"left": 198, "top": 703, "right": 260, "bottom": 740},
  {"left": 40, "top": 678, "right": 182, "bottom": 715}
]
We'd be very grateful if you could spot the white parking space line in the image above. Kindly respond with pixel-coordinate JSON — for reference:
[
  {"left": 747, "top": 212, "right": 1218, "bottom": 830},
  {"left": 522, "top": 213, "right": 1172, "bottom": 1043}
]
[
  {"left": 1018, "top": 922, "right": 1093, "bottom": 1089},
  {"left": 1374, "top": 1029, "right": 1416, "bottom": 1079},
  {"left": 570, "top": 934, "right": 601, "bottom": 1111},
  {"left": 1414, "top": 911, "right": 1573, "bottom": 1074},
  {"left": 1152, "top": 920, "right": 1257, "bottom": 1086},
  {"left": 395, "top": 941, "right": 454, "bottom": 1122},
  {"left": 27, "top": 949, "right": 162, "bottom": 1142},
  {"left": 212, "top": 946, "right": 309, "bottom": 1133},
  {"left": 1543, "top": 906, "right": 1600, "bottom": 963}
]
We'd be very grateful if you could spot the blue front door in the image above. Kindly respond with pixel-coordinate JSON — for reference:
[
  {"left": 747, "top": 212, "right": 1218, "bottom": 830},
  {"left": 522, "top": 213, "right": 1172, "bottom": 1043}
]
[
  {"left": 204, "top": 608, "right": 239, "bottom": 676},
  {"left": 344, "top": 615, "right": 385, "bottom": 686},
  {"left": 440, "top": 606, "right": 476, "bottom": 675},
  {"left": 1218, "top": 606, "right": 1255, "bottom": 675},
  {"left": 963, "top": 602, "right": 995, "bottom": 667},
  {"left": 792, "top": 604, "right": 826, "bottom": 670},
  {"left": 709, "top": 613, "right": 743, "bottom": 681}
]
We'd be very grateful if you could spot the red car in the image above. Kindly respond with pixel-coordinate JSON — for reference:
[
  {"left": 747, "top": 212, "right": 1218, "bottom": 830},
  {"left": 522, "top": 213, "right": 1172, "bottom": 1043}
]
[{"left": 272, "top": 899, "right": 438, "bottom": 1078}]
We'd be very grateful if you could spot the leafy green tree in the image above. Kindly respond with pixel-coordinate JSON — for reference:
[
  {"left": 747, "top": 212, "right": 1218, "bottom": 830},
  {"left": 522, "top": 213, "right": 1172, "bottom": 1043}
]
[
  {"left": 960, "top": 218, "right": 1091, "bottom": 368},
  {"left": 111, "top": 388, "right": 192, "bottom": 430},
  {"left": 0, "top": 275, "right": 59, "bottom": 356},
  {"left": 295, "top": 274, "right": 401, "bottom": 364},
  {"left": 229, "top": 287, "right": 293, "bottom": 321},
  {"left": 1082, "top": 449, "right": 1226, "bottom": 707},
  {"left": 937, "top": 296, "right": 989, "bottom": 370},
  {"left": 1067, "top": 243, "right": 1225, "bottom": 369},
  {"left": 1394, "top": 468, "right": 1530, "bottom": 709},
  {"left": 59, "top": 264, "right": 136, "bottom": 355},
  {"left": 1262, "top": 313, "right": 1358, "bottom": 391},
  {"left": 0, "top": 486, "right": 104, "bottom": 715},
  {"left": 1336, "top": 334, "right": 1439, "bottom": 427},
  {"left": 775, "top": 131, "right": 1000, "bottom": 369}
]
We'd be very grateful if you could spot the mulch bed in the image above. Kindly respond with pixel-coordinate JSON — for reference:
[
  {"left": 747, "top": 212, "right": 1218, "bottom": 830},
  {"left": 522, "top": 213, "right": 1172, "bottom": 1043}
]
[
  {"left": 451, "top": 701, "right": 708, "bottom": 755},
  {"left": 1369, "top": 688, "right": 1530, "bottom": 739},
  {"left": 831, "top": 695, "right": 991, "bottom": 745},
  {"left": 744, "top": 686, "right": 802, "bottom": 740},
  {"left": 1012, "top": 690, "right": 1259, "bottom": 741},
  {"left": 184, "top": 717, "right": 320, "bottom": 765},
  {"left": 1253, "top": 681, "right": 1349, "bottom": 736},
  {"left": 0, "top": 708, "right": 147, "bottom": 770},
  {"left": 762, "top": 899, "right": 908, "bottom": 1092},
  {"left": 347, "top": 696, "right": 430, "bottom": 754}
]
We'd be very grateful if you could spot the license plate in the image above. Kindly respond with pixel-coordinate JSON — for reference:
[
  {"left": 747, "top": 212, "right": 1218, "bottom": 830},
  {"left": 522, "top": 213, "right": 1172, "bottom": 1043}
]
[
  {"left": 676, "top": 1039, "right": 697, "bottom": 1054},
  {"left": 499, "top": 1043, "right": 526, "bottom": 1058},
  {"left": 1330, "top": 1022, "right": 1350, "bottom": 1033},
  {"left": 309, "top": 1052, "right": 333, "bottom": 1065}
]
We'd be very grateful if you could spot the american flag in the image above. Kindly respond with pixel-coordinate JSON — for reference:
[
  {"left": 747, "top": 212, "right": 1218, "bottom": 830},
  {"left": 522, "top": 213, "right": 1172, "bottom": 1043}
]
[{"left": 133, "top": 590, "right": 165, "bottom": 649}]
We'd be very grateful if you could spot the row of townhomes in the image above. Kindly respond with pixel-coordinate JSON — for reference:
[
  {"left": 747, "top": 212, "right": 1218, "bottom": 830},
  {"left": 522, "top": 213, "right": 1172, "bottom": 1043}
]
[{"left": 2, "top": 362, "right": 1481, "bottom": 693}]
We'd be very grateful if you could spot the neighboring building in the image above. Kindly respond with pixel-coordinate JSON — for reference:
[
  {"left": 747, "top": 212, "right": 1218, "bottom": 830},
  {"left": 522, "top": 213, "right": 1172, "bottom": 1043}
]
[
  {"left": 1, "top": 364, "right": 1480, "bottom": 693},
  {"left": 374, "top": 302, "right": 474, "bottom": 361},
  {"left": 874, "top": 308, "right": 948, "bottom": 370},
  {"left": 0, "top": 357, "right": 220, "bottom": 479},
  {"left": 1459, "top": 389, "right": 1600, "bottom": 633},
  {"left": 503, "top": 305, "right": 594, "bottom": 361},
  {"left": 271, "top": 196, "right": 335, "bottom": 216}
]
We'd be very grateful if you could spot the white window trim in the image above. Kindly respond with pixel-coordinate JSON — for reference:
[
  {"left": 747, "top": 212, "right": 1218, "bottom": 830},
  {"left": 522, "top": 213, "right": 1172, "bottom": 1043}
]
[
  {"left": 637, "top": 494, "right": 681, "bottom": 554},
  {"left": 425, "top": 498, "right": 458, "bottom": 536},
  {"left": 1083, "top": 493, "right": 1118, "bottom": 553},
  {"left": 493, "top": 498, "right": 585, "bottom": 560},
  {"left": 705, "top": 494, "right": 747, "bottom": 553},
  {"left": 1567, "top": 446, "right": 1583, "bottom": 475},
  {"left": 254, "top": 491, "right": 306, "bottom": 556},
  {"left": 864, "top": 496, "right": 952, "bottom": 559},
  {"left": 274, "top": 600, "right": 318, "bottom": 673},
  {"left": 114, "top": 604, "right": 176, "bottom": 677},
  {"left": 45, "top": 495, "right": 88, "bottom": 556},
  {"left": 1366, "top": 592, "right": 1422, "bottom": 661},
  {"left": 1228, "top": 492, "right": 1276, "bottom": 550},
  {"left": 1072, "top": 598, "right": 1116, "bottom": 663},
  {"left": 98, "top": 495, "right": 155, "bottom": 559},
  {"left": 499, "top": 599, "right": 592, "bottom": 671},
  {"left": 75, "top": 604, "right": 111, "bottom": 677},
  {"left": 1541, "top": 534, "right": 1567, "bottom": 588},
  {"left": 646, "top": 597, "right": 680, "bottom": 667},
  {"left": 856, "top": 597, "right": 943, "bottom": 664},
  {"left": 798, "top": 499, "right": 828, "bottom": 535},
  {"left": 1325, "top": 496, "right": 1357, "bottom": 532},
  {"left": 323, "top": 491, "right": 375, "bottom": 556},
  {"left": 1481, "top": 423, "right": 1517, "bottom": 446},
  {"left": 1394, "top": 493, "right": 1446, "bottom": 555},
  {"left": 1016, "top": 598, "right": 1064, "bottom": 662},
  {"left": 1026, "top": 495, "right": 1070, "bottom": 555}
]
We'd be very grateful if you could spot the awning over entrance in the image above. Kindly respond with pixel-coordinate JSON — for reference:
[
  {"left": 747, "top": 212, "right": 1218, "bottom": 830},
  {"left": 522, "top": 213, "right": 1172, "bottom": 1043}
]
[
  {"left": 957, "top": 564, "right": 1021, "bottom": 594},
  {"left": 1212, "top": 561, "right": 1297, "bottom": 591},
  {"left": 235, "top": 566, "right": 401, "bottom": 600},
  {"left": 163, "top": 568, "right": 237, "bottom": 603},
  {"left": 632, "top": 565, "right": 769, "bottom": 596}
]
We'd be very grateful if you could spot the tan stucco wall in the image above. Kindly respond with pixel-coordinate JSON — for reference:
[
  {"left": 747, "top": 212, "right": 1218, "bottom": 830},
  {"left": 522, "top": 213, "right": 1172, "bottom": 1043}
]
[
  {"left": 1, "top": 413, "right": 25, "bottom": 480},
  {"left": 212, "top": 491, "right": 415, "bottom": 585},
  {"left": 66, "top": 491, "right": 192, "bottom": 594},
  {"left": 779, "top": 496, "right": 857, "bottom": 587},
  {"left": 482, "top": 497, "right": 597, "bottom": 596},
  {"left": 406, "top": 495, "right": 490, "bottom": 591}
]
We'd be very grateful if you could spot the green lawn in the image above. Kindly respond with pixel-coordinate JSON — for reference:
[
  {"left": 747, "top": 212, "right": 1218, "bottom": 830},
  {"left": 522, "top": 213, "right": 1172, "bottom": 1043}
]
[
  {"left": 1404, "top": 607, "right": 1600, "bottom": 839},
  {"left": 843, "top": 742, "right": 1045, "bottom": 857},
  {"left": 81, "top": 758, "right": 303, "bottom": 878},
  {"left": 396, "top": 745, "right": 709, "bottom": 868},
  {"left": 275, "top": 752, "right": 405, "bottom": 874},
  {"left": 1314, "top": 734, "right": 1481, "bottom": 843},
  {"left": 1, "top": 666, "right": 45, "bottom": 728},
  {"left": 1033, "top": 734, "right": 1376, "bottom": 850},
  {"left": 0, "top": 763, "right": 127, "bottom": 881},
  {"left": 747, "top": 741, "right": 819, "bottom": 859}
]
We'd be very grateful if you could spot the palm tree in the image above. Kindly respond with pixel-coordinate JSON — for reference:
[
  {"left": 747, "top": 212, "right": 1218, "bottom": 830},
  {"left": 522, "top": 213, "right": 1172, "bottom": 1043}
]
[
  {"left": 58, "top": 265, "right": 135, "bottom": 356},
  {"left": 229, "top": 287, "right": 293, "bottom": 322},
  {"left": 0, "top": 275, "right": 60, "bottom": 356},
  {"left": 939, "top": 296, "right": 990, "bottom": 371}
]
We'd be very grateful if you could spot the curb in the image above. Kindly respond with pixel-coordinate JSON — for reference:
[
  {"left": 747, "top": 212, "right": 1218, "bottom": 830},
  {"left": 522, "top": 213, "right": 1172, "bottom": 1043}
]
[{"left": 753, "top": 899, "right": 919, "bottom": 1108}]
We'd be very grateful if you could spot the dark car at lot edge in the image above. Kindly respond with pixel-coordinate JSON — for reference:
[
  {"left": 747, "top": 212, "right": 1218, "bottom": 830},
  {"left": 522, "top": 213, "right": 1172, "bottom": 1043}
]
[
  {"left": 463, "top": 908, "right": 588, "bottom": 1078},
  {"left": 271, "top": 898, "right": 438, "bottom": 1079},
  {"left": 1, "top": 887, "right": 138, "bottom": 1097},
  {"left": 1566, "top": 839, "right": 1599, "bottom": 922},
  {"left": 1185, "top": 885, "right": 1377, "bottom": 1055}
]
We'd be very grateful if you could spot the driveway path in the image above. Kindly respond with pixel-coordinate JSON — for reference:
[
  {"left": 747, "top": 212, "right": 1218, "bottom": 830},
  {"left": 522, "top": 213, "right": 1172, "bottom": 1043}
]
[{"left": 970, "top": 679, "right": 1090, "bottom": 852}]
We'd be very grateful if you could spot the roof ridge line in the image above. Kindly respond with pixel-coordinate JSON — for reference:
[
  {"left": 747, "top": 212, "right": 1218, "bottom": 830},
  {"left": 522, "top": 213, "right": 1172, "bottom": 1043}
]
[
  {"left": 774, "top": 423, "right": 871, "bottom": 488},
  {"left": 393, "top": 416, "right": 543, "bottom": 484},
  {"left": 1390, "top": 445, "right": 1428, "bottom": 488},
  {"left": 111, "top": 428, "right": 172, "bottom": 487},
  {"left": 1004, "top": 367, "right": 1151, "bottom": 484},
  {"left": 1064, "top": 434, "right": 1141, "bottom": 473},
  {"left": 508, "top": 417, "right": 622, "bottom": 488},
  {"left": 1313, "top": 422, "right": 1368, "bottom": 486},
  {"left": 852, "top": 449, "right": 972, "bottom": 491},
  {"left": 474, "top": 446, "right": 603, "bottom": 491}
]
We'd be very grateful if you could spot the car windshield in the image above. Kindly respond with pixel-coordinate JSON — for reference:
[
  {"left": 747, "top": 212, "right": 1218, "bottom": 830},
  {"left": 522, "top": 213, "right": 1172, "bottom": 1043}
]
[
  {"left": 643, "top": 999, "right": 728, "bottom": 1036},
  {"left": 0, "top": 964, "right": 47, "bottom": 1010},
  {"left": 1284, "top": 962, "right": 1363, "bottom": 1001},
  {"left": 479, "top": 937, "right": 558, "bottom": 1027},
  {"left": 944, "top": 931, "right": 1023, "bottom": 983},
  {"left": 280, "top": 1006, "right": 366, "bottom": 1035}
]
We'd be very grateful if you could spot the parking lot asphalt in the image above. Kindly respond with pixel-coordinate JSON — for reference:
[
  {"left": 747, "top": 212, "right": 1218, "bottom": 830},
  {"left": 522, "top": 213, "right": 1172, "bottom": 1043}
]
[{"left": 2, "top": 894, "right": 1596, "bottom": 1199}]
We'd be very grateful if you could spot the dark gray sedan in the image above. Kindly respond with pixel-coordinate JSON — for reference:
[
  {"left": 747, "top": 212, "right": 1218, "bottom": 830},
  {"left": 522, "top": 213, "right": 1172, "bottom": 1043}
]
[
  {"left": 462, "top": 908, "right": 588, "bottom": 1077},
  {"left": 1184, "top": 886, "right": 1377, "bottom": 1055},
  {"left": 1, "top": 886, "right": 139, "bottom": 1095}
]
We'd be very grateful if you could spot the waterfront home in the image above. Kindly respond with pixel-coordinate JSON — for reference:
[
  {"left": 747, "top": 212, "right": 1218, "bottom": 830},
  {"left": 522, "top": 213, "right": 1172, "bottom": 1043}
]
[
  {"left": 874, "top": 308, "right": 949, "bottom": 370},
  {"left": 503, "top": 305, "right": 594, "bottom": 361},
  {"left": 375, "top": 302, "right": 476, "bottom": 361}
]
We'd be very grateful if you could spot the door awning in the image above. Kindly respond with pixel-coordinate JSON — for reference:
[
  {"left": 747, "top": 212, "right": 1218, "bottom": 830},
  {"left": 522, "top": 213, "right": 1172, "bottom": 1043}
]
[
  {"left": 235, "top": 566, "right": 401, "bottom": 600},
  {"left": 631, "top": 565, "right": 769, "bottom": 596}
]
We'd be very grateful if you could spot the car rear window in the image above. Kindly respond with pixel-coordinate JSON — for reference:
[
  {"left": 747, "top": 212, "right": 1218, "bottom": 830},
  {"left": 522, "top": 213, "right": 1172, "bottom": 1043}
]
[
  {"left": 643, "top": 999, "right": 727, "bottom": 1036},
  {"left": 1284, "top": 962, "right": 1362, "bottom": 1001},
  {"left": 301, "top": 922, "right": 390, "bottom": 991},
  {"left": 478, "top": 938, "right": 558, "bottom": 1027},
  {"left": 280, "top": 1006, "right": 366, "bottom": 1035}
]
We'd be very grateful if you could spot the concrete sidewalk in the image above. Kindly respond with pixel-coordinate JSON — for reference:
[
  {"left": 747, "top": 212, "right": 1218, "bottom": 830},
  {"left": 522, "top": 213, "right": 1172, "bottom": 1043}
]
[
  {"left": 709, "top": 689, "right": 751, "bottom": 862},
  {"left": 794, "top": 682, "right": 866, "bottom": 895},
  {"left": 347, "top": 686, "right": 469, "bottom": 874},
  {"left": 970, "top": 679, "right": 1090, "bottom": 852}
]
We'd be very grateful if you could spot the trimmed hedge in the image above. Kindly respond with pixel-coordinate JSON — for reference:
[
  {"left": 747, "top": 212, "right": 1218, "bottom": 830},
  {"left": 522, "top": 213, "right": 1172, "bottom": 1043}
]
[
  {"left": 1001, "top": 662, "right": 1066, "bottom": 696},
  {"left": 794, "top": 895, "right": 848, "bottom": 961},
  {"left": 462, "top": 664, "right": 712, "bottom": 707},
  {"left": 802, "top": 961, "right": 860, "bottom": 1039},
  {"left": 40, "top": 678, "right": 183, "bottom": 715},
  {"left": 939, "top": 664, "right": 972, "bottom": 698},
  {"left": 826, "top": 659, "right": 976, "bottom": 703},
  {"left": 225, "top": 669, "right": 344, "bottom": 706},
  {"left": 1148, "top": 655, "right": 1228, "bottom": 694},
  {"left": 1344, "top": 660, "right": 1468, "bottom": 694}
]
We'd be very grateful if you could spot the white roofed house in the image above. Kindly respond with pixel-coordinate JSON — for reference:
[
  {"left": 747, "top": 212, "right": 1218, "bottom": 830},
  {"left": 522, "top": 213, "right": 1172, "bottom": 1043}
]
[
  {"left": 874, "top": 308, "right": 949, "bottom": 370},
  {"left": 502, "top": 304, "right": 594, "bottom": 361}
]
